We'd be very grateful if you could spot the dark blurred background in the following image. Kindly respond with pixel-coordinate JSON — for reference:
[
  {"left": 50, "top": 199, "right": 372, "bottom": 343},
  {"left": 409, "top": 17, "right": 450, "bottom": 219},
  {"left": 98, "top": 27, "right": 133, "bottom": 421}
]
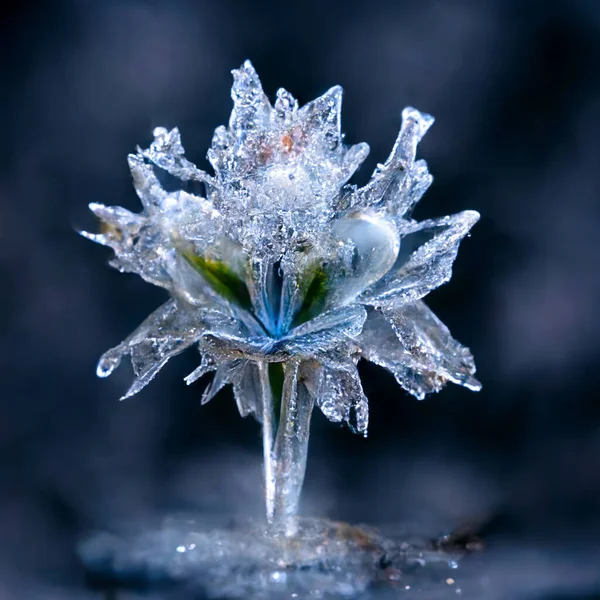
[{"left": 2, "top": 0, "right": 600, "bottom": 597}]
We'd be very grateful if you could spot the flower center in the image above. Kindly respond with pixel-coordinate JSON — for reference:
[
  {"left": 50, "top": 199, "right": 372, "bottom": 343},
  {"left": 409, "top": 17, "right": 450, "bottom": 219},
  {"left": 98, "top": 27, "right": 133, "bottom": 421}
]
[{"left": 180, "top": 247, "right": 329, "bottom": 338}]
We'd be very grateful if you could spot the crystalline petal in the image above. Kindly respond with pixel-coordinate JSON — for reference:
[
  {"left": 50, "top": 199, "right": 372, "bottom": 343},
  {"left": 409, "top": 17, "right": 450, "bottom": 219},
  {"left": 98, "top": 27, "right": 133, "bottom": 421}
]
[
  {"left": 166, "top": 191, "right": 225, "bottom": 247},
  {"left": 81, "top": 202, "right": 141, "bottom": 251},
  {"left": 295, "top": 86, "right": 369, "bottom": 191},
  {"left": 229, "top": 60, "right": 271, "bottom": 134},
  {"left": 390, "top": 107, "right": 435, "bottom": 166},
  {"left": 277, "top": 249, "right": 332, "bottom": 334},
  {"left": 398, "top": 159, "right": 433, "bottom": 217},
  {"left": 359, "top": 211, "right": 479, "bottom": 306},
  {"left": 202, "top": 359, "right": 245, "bottom": 405},
  {"left": 106, "top": 219, "right": 174, "bottom": 290},
  {"left": 200, "top": 305, "right": 367, "bottom": 361},
  {"left": 83, "top": 203, "right": 144, "bottom": 239},
  {"left": 357, "top": 107, "right": 434, "bottom": 216},
  {"left": 166, "top": 254, "right": 222, "bottom": 309},
  {"left": 199, "top": 331, "right": 274, "bottom": 360},
  {"left": 83, "top": 200, "right": 175, "bottom": 291},
  {"left": 184, "top": 354, "right": 217, "bottom": 385},
  {"left": 232, "top": 361, "right": 263, "bottom": 419},
  {"left": 382, "top": 300, "right": 481, "bottom": 393},
  {"left": 95, "top": 300, "right": 208, "bottom": 400},
  {"left": 316, "top": 361, "right": 369, "bottom": 436},
  {"left": 246, "top": 256, "right": 278, "bottom": 336},
  {"left": 288, "top": 305, "right": 367, "bottom": 340},
  {"left": 283, "top": 305, "right": 367, "bottom": 356},
  {"left": 297, "top": 86, "right": 343, "bottom": 151},
  {"left": 358, "top": 306, "right": 479, "bottom": 399},
  {"left": 273, "top": 88, "right": 298, "bottom": 119},
  {"left": 127, "top": 153, "right": 169, "bottom": 213},
  {"left": 207, "top": 125, "right": 233, "bottom": 177},
  {"left": 194, "top": 309, "right": 268, "bottom": 360},
  {"left": 339, "top": 142, "right": 370, "bottom": 182},
  {"left": 141, "top": 127, "right": 214, "bottom": 188},
  {"left": 356, "top": 308, "right": 425, "bottom": 398}
]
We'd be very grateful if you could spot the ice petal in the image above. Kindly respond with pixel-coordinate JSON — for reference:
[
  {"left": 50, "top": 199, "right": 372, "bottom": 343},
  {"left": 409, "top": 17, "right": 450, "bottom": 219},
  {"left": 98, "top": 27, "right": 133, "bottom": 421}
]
[
  {"left": 86, "top": 202, "right": 143, "bottom": 233},
  {"left": 339, "top": 142, "right": 370, "bottom": 182},
  {"left": 382, "top": 300, "right": 481, "bottom": 393},
  {"left": 94, "top": 215, "right": 174, "bottom": 291},
  {"left": 207, "top": 125, "right": 234, "bottom": 176},
  {"left": 398, "top": 158, "right": 433, "bottom": 217},
  {"left": 297, "top": 85, "right": 343, "bottom": 151},
  {"left": 229, "top": 60, "right": 271, "bottom": 134},
  {"left": 127, "top": 153, "right": 168, "bottom": 213},
  {"left": 199, "top": 331, "right": 274, "bottom": 360},
  {"left": 390, "top": 107, "right": 435, "bottom": 166},
  {"left": 141, "top": 127, "right": 215, "bottom": 189},
  {"left": 360, "top": 210, "right": 479, "bottom": 306},
  {"left": 283, "top": 305, "right": 367, "bottom": 356},
  {"left": 274, "top": 88, "right": 298, "bottom": 120},
  {"left": 201, "top": 359, "right": 245, "bottom": 405},
  {"left": 246, "top": 256, "right": 280, "bottom": 336},
  {"left": 184, "top": 354, "right": 217, "bottom": 385},
  {"left": 232, "top": 361, "right": 263, "bottom": 419},
  {"left": 80, "top": 202, "right": 144, "bottom": 254},
  {"left": 316, "top": 361, "right": 369, "bottom": 436},
  {"left": 357, "top": 107, "right": 434, "bottom": 216},
  {"left": 198, "top": 304, "right": 367, "bottom": 362},
  {"left": 99, "top": 300, "right": 208, "bottom": 400},
  {"left": 356, "top": 308, "right": 424, "bottom": 398},
  {"left": 358, "top": 305, "right": 480, "bottom": 399}
]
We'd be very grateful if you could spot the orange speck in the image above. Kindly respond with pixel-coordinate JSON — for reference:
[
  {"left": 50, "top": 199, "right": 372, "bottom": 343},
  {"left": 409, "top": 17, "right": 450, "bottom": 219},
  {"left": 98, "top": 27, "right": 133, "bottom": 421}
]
[{"left": 281, "top": 134, "right": 293, "bottom": 152}]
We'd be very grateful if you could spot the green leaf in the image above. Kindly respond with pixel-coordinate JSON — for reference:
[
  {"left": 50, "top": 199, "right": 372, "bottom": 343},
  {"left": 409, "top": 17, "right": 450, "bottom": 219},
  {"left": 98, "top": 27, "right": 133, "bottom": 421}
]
[
  {"left": 180, "top": 249, "right": 252, "bottom": 311},
  {"left": 292, "top": 265, "right": 328, "bottom": 327}
]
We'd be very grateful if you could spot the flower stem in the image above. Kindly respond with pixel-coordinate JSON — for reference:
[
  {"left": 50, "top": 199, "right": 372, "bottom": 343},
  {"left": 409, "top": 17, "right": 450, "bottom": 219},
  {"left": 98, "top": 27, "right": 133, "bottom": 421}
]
[
  {"left": 258, "top": 361, "right": 276, "bottom": 521},
  {"left": 258, "top": 360, "right": 314, "bottom": 529}
]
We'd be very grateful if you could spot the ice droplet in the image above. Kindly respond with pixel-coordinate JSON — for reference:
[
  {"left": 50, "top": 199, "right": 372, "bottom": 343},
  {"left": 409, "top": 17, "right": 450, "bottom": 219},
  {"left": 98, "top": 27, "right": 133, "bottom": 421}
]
[{"left": 96, "top": 346, "right": 124, "bottom": 378}]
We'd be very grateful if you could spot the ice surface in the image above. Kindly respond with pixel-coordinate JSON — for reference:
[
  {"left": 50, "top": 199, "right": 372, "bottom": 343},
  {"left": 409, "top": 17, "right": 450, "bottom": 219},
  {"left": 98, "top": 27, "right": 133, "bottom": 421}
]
[
  {"left": 79, "top": 517, "right": 470, "bottom": 599},
  {"left": 84, "top": 59, "right": 480, "bottom": 520},
  {"left": 80, "top": 515, "right": 600, "bottom": 600}
]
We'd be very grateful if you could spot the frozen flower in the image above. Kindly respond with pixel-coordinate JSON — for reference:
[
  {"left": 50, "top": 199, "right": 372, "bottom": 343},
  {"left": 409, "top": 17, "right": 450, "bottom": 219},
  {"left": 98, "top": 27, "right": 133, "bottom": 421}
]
[{"left": 83, "top": 60, "right": 480, "bottom": 521}]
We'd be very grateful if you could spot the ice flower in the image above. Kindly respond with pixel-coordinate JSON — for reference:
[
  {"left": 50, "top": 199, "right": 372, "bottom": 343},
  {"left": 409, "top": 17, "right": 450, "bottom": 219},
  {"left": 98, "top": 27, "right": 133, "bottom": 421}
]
[{"left": 83, "top": 60, "right": 480, "bottom": 523}]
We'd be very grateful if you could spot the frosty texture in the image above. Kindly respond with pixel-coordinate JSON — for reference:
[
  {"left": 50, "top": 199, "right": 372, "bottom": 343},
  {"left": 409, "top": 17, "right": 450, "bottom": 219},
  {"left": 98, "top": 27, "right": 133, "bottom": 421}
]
[
  {"left": 83, "top": 60, "right": 480, "bottom": 521},
  {"left": 80, "top": 516, "right": 467, "bottom": 599}
]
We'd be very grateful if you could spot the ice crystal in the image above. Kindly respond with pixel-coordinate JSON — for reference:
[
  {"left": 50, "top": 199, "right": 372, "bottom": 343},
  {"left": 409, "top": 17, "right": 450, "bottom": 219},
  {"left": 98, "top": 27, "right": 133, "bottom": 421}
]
[{"left": 83, "top": 60, "right": 481, "bottom": 521}]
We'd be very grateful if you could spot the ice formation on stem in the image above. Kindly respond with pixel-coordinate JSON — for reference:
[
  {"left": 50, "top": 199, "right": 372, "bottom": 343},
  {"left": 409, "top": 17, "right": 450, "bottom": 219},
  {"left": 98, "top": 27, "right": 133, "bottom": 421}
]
[{"left": 83, "top": 60, "right": 481, "bottom": 525}]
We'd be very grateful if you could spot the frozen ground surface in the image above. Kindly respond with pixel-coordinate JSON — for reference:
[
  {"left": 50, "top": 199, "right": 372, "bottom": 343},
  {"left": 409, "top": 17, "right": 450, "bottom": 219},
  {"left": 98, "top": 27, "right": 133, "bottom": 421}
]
[{"left": 77, "top": 516, "right": 600, "bottom": 600}]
